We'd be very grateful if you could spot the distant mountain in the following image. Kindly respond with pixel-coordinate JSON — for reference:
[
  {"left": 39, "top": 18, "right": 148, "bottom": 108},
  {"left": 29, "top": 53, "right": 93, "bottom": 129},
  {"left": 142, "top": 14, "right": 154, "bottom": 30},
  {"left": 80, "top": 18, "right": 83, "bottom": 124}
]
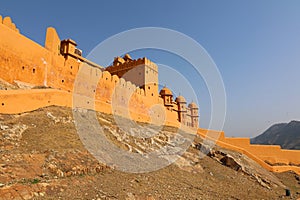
[{"left": 251, "top": 120, "right": 300, "bottom": 150}]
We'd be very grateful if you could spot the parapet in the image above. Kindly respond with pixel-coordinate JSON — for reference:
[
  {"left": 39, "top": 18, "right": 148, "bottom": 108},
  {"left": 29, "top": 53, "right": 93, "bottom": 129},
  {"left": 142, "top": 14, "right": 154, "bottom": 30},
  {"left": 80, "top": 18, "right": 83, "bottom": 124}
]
[
  {"left": 106, "top": 54, "right": 158, "bottom": 74},
  {"left": 1, "top": 16, "right": 19, "bottom": 33}
]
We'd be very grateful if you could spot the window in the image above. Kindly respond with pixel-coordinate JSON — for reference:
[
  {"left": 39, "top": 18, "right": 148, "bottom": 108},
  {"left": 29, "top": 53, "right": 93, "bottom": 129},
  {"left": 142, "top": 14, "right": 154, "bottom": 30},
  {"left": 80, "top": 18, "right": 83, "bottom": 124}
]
[{"left": 33, "top": 68, "right": 36, "bottom": 73}]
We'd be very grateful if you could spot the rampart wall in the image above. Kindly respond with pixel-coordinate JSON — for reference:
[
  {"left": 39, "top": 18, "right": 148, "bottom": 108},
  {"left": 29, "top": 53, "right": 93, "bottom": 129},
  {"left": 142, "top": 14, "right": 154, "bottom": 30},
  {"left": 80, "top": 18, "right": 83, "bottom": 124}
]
[
  {"left": 198, "top": 129, "right": 300, "bottom": 175},
  {"left": 0, "top": 15, "right": 299, "bottom": 175},
  {"left": 0, "top": 15, "right": 179, "bottom": 126}
]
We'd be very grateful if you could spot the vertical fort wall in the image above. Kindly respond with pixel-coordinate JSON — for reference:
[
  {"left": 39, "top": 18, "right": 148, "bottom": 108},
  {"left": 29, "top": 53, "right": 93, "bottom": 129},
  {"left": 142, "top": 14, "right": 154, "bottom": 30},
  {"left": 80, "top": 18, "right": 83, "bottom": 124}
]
[
  {"left": 197, "top": 129, "right": 300, "bottom": 169},
  {"left": 0, "top": 15, "right": 181, "bottom": 127},
  {"left": 0, "top": 17, "right": 50, "bottom": 86}
]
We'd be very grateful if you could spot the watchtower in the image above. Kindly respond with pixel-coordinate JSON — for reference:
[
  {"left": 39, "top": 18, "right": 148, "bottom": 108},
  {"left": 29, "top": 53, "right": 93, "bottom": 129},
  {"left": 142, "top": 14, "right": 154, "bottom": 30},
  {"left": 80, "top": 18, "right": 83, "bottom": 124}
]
[
  {"left": 188, "top": 102, "right": 199, "bottom": 128},
  {"left": 175, "top": 95, "right": 187, "bottom": 125},
  {"left": 105, "top": 54, "right": 159, "bottom": 98},
  {"left": 159, "top": 87, "right": 173, "bottom": 107}
]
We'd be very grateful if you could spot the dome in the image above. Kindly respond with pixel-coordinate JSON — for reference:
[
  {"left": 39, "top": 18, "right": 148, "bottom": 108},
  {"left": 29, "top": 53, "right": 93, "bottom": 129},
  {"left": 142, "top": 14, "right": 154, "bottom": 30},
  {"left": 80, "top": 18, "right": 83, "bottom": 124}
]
[
  {"left": 159, "top": 87, "right": 173, "bottom": 96},
  {"left": 175, "top": 95, "right": 186, "bottom": 103},
  {"left": 188, "top": 102, "right": 198, "bottom": 109}
]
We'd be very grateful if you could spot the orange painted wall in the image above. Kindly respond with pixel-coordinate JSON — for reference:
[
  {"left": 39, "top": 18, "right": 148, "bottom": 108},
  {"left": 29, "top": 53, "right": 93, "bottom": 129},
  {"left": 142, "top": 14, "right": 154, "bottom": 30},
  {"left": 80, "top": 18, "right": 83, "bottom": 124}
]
[
  {"left": 197, "top": 129, "right": 300, "bottom": 175},
  {"left": 0, "top": 18, "right": 49, "bottom": 86},
  {"left": 0, "top": 16, "right": 180, "bottom": 127}
]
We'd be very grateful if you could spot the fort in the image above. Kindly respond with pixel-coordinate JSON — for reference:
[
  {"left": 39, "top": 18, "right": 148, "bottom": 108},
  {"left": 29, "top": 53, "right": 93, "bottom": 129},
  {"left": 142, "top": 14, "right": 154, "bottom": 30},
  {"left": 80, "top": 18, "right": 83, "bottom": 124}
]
[{"left": 0, "top": 15, "right": 299, "bottom": 175}]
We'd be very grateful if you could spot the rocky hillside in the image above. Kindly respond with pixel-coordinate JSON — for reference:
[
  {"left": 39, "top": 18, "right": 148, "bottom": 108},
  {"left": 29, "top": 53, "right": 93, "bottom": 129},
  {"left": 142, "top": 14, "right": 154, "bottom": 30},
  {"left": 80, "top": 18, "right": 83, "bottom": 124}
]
[
  {"left": 0, "top": 106, "right": 299, "bottom": 199},
  {"left": 251, "top": 121, "right": 300, "bottom": 150}
]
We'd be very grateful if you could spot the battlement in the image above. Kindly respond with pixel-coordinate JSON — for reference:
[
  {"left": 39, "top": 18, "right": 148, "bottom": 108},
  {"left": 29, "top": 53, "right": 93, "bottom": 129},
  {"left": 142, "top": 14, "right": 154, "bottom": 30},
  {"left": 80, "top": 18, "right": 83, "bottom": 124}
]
[
  {"left": 106, "top": 55, "right": 158, "bottom": 75},
  {"left": 0, "top": 15, "right": 19, "bottom": 33}
]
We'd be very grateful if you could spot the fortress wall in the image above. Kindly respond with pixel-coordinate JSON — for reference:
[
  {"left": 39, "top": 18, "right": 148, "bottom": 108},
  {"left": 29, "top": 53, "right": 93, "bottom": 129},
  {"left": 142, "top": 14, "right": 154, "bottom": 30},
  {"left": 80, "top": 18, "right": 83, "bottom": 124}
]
[
  {"left": 210, "top": 134, "right": 300, "bottom": 165},
  {"left": 197, "top": 130, "right": 300, "bottom": 174},
  {"left": 235, "top": 144, "right": 300, "bottom": 165},
  {"left": 210, "top": 135, "right": 273, "bottom": 171},
  {"left": 164, "top": 108, "right": 180, "bottom": 127},
  {"left": 213, "top": 135, "right": 300, "bottom": 165},
  {"left": 2, "top": 16, "right": 19, "bottom": 33},
  {"left": 197, "top": 128, "right": 225, "bottom": 141},
  {"left": 0, "top": 21, "right": 50, "bottom": 86},
  {"left": 0, "top": 20, "right": 170, "bottom": 127},
  {"left": 223, "top": 138, "right": 251, "bottom": 147},
  {"left": 47, "top": 56, "right": 79, "bottom": 91},
  {"left": 0, "top": 89, "right": 72, "bottom": 113},
  {"left": 279, "top": 150, "right": 300, "bottom": 165},
  {"left": 272, "top": 166, "right": 300, "bottom": 174},
  {"left": 0, "top": 16, "right": 299, "bottom": 175},
  {"left": 0, "top": 89, "right": 174, "bottom": 129}
]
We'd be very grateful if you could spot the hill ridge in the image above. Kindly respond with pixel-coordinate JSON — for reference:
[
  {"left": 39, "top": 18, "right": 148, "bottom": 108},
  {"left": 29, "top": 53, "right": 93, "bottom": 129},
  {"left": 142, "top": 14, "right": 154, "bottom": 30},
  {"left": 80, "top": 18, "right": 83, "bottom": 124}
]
[{"left": 251, "top": 120, "right": 300, "bottom": 150}]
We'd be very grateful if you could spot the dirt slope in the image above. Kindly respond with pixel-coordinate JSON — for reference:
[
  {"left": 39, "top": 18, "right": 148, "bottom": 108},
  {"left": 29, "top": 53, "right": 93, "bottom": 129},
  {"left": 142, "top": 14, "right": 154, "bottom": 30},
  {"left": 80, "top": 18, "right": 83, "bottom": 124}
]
[{"left": 0, "top": 106, "right": 299, "bottom": 199}]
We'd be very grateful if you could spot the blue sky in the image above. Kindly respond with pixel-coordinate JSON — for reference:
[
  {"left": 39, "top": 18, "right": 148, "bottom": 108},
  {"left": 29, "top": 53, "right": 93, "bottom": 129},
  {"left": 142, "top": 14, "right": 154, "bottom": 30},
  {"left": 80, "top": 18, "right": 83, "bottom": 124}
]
[{"left": 1, "top": 1, "right": 300, "bottom": 137}]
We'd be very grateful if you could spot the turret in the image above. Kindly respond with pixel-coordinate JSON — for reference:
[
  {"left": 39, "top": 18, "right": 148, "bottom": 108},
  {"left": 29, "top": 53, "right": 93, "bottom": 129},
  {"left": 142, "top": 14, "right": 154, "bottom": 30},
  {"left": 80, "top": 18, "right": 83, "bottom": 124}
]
[
  {"left": 188, "top": 102, "right": 199, "bottom": 128},
  {"left": 159, "top": 87, "right": 173, "bottom": 107},
  {"left": 175, "top": 95, "right": 187, "bottom": 125},
  {"left": 60, "top": 39, "right": 82, "bottom": 57}
]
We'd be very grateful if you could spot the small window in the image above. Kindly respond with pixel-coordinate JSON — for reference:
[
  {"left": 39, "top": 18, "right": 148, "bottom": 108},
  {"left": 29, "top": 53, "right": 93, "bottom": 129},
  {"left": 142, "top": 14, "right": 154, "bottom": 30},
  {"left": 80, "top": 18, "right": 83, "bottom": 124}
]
[
  {"left": 33, "top": 68, "right": 36, "bottom": 73},
  {"left": 61, "top": 80, "right": 65, "bottom": 83},
  {"left": 1, "top": 103, "right": 4, "bottom": 106},
  {"left": 22, "top": 66, "right": 25, "bottom": 70},
  {"left": 148, "top": 86, "right": 150, "bottom": 90}
]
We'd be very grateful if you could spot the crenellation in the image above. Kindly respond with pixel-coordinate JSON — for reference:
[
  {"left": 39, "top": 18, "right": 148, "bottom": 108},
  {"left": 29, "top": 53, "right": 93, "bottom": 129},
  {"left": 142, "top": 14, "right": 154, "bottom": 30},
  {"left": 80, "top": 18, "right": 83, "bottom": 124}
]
[
  {"left": 111, "top": 74, "right": 119, "bottom": 84},
  {"left": 3, "top": 16, "right": 12, "bottom": 29},
  {"left": 2, "top": 16, "right": 18, "bottom": 33}
]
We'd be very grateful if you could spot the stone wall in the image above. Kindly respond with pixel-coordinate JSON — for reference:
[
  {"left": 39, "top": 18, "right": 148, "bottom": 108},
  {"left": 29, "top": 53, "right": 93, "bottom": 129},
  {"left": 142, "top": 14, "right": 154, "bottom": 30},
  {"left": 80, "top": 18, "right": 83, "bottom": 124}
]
[{"left": 197, "top": 129, "right": 300, "bottom": 175}]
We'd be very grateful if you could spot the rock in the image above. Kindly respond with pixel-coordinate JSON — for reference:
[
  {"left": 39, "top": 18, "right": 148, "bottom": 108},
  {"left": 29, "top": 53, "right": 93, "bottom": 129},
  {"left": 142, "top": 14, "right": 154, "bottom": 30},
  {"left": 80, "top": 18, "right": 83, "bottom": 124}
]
[
  {"left": 0, "top": 183, "right": 4, "bottom": 187},
  {"left": 0, "top": 124, "right": 9, "bottom": 130},
  {"left": 39, "top": 192, "right": 45, "bottom": 197},
  {"left": 220, "top": 155, "right": 242, "bottom": 171},
  {"left": 126, "top": 193, "right": 136, "bottom": 200}
]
